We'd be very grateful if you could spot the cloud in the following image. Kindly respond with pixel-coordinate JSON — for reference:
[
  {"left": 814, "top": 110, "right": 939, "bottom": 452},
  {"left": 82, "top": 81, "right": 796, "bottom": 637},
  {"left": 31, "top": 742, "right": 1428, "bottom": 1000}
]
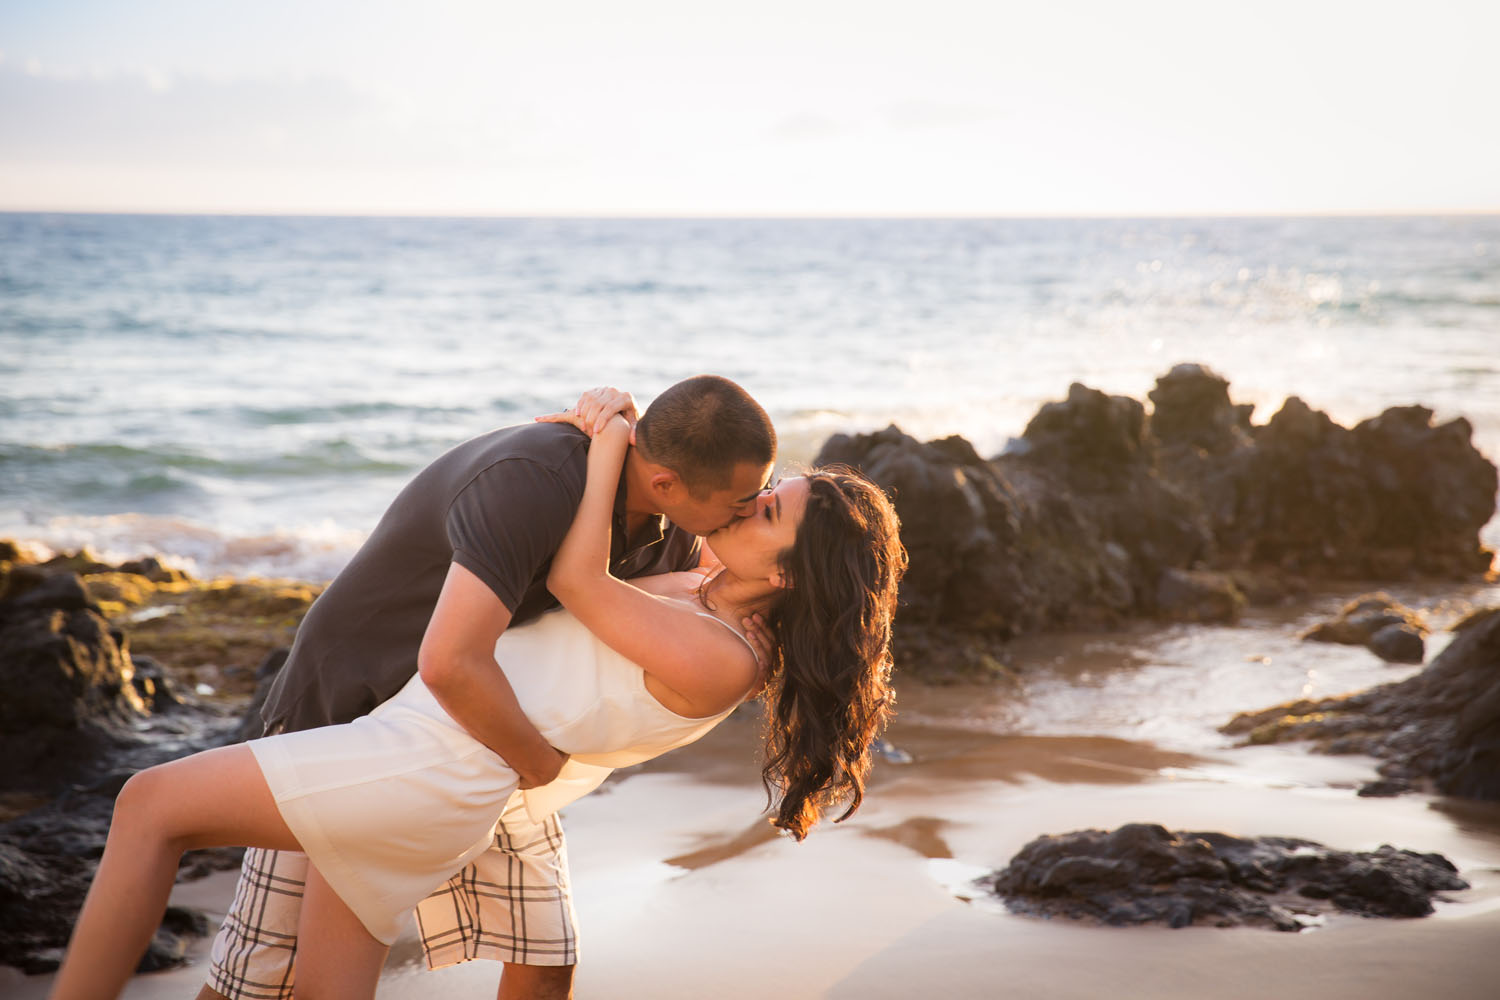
[
  {"left": 0, "top": 64, "right": 380, "bottom": 167},
  {"left": 881, "top": 101, "right": 1004, "bottom": 131},
  {"left": 767, "top": 113, "right": 846, "bottom": 142},
  {"left": 0, "top": 63, "right": 553, "bottom": 175}
]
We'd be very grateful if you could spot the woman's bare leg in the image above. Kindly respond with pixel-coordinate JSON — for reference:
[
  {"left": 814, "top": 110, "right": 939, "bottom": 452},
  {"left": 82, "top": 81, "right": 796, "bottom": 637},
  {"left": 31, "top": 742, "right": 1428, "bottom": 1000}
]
[{"left": 50, "top": 745, "right": 301, "bottom": 1000}]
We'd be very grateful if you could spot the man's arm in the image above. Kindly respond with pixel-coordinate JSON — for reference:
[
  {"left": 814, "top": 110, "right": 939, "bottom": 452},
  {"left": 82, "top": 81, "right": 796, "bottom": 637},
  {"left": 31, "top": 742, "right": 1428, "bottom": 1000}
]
[{"left": 418, "top": 561, "right": 566, "bottom": 789}]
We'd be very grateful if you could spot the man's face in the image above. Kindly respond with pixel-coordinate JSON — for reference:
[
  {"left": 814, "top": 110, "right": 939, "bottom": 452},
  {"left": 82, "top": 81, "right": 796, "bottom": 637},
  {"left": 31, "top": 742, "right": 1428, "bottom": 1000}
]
[{"left": 659, "top": 460, "right": 776, "bottom": 536}]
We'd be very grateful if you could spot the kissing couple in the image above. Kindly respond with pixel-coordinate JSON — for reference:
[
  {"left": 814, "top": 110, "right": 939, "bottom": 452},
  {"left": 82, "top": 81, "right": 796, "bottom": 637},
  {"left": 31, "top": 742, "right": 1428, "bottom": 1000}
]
[{"left": 52, "top": 375, "right": 906, "bottom": 1000}]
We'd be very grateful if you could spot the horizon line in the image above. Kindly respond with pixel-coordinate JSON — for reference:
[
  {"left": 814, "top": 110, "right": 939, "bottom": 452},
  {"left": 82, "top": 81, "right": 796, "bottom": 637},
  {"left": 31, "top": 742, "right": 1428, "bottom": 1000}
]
[{"left": 2, "top": 207, "right": 1498, "bottom": 222}]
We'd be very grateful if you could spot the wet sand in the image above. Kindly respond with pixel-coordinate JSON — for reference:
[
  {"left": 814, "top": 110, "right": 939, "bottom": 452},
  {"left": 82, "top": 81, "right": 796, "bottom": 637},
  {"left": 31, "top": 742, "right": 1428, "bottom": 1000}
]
[{"left": 9, "top": 697, "right": 1499, "bottom": 1000}]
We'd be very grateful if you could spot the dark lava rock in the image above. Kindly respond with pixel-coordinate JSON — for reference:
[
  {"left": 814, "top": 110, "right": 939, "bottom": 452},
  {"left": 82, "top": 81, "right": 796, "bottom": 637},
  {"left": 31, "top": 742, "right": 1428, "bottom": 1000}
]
[
  {"left": 1369, "top": 623, "right": 1427, "bottom": 664},
  {"left": 1007, "top": 384, "right": 1213, "bottom": 602},
  {"left": 129, "top": 655, "right": 186, "bottom": 714},
  {"left": 816, "top": 367, "right": 1494, "bottom": 679},
  {"left": 0, "top": 819, "right": 222, "bottom": 973},
  {"left": 1224, "top": 606, "right": 1500, "bottom": 801},
  {"left": 232, "top": 647, "right": 290, "bottom": 742},
  {"left": 816, "top": 392, "right": 1219, "bottom": 676},
  {"left": 1018, "top": 382, "right": 1155, "bottom": 485},
  {"left": 0, "top": 573, "right": 147, "bottom": 794},
  {"left": 1155, "top": 567, "right": 1246, "bottom": 624},
  {"left": 0, "top": 555, "right": 243, "bottom": 973},
  {"left": 115, "top": 555, "right": 191, "bottom": 585},
  {"left": 1358, "top": 779, "right": 1414, "bottom": 798},
  {"left": 817, "top": 427, "right": 1030, "bottom": 632},
  {"left": 0, "top": 766, "right": 240, "bottom": 973},
  {"left": 1195, "top": 400, "right": 1491, "bottom": 579},
  {"left": 1148, "top": 363, "right": 1254, "bottom": 456},
  {"left": 986, "top": 823, "right": 1468, "bottom": 931},
  {"left": 1147, "top": 365, "right": 1496, "bottom": 579},
  {"left": 1300, "top": 592, "right": 1428, "bottom": 663}
]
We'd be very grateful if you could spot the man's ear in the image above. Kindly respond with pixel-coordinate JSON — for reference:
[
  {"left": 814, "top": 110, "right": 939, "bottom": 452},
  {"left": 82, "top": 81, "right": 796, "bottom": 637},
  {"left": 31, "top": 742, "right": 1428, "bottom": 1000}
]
[{"left": 648, "top": 469, "right": 681, "bottom": 499}]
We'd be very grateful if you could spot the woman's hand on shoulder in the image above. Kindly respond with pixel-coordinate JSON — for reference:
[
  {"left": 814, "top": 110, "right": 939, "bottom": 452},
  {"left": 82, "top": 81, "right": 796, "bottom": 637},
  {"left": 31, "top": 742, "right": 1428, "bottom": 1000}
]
[{"left": 535, "top": 386, "right": 638, "bottom": 437}]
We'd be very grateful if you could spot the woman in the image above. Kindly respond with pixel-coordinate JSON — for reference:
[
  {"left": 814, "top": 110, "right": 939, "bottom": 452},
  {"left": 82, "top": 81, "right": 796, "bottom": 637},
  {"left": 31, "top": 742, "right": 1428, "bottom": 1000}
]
[{"left": 51, "top": 413, "right": 906, "bottom": 999}]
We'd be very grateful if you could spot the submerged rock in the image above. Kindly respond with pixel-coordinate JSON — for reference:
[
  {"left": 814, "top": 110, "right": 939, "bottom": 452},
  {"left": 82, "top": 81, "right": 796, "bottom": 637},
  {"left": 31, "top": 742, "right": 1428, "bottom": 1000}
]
[
  {"left": 1224, "top": 606, "right": 1500, "bottom": 801},
  {"left": 986, "top": 823, "right": 1468, "bottom": 931},
  {"left": 1155, "top": 567, "right": 1246, "bottom": 624},
  {"left": 1369, "top": 623, "right": 1427, "bottom": 664},
  {"left": 1300, "top": 592, "right": 1428, "bottom": 664}
]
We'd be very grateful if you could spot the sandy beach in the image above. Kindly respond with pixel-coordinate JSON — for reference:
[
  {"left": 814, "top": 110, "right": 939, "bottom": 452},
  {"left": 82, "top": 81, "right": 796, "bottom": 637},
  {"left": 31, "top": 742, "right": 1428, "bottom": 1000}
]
[{"left": 9, "top": 647, "right": 1499, "bottom": 1000}]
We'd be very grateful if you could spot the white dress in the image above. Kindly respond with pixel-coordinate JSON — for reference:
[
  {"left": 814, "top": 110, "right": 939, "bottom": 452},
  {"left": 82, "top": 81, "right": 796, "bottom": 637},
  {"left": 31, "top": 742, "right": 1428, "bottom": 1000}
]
[{"left": 248, "top": 607, "right": 749, "bottom": 944}]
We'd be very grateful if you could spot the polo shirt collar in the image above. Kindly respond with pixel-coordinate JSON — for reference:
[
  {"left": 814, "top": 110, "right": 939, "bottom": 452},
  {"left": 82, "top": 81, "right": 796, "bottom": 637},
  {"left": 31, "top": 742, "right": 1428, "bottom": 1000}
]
[{"left": 612, "top": 461, "right": 667, "bottom": 556}]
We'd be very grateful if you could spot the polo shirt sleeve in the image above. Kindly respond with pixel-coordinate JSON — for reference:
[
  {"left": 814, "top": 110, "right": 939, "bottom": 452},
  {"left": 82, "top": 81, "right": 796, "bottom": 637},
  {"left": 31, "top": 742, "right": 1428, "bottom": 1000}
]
[{"left": 445, "top": 459, "right": 582, "bottom": 613}]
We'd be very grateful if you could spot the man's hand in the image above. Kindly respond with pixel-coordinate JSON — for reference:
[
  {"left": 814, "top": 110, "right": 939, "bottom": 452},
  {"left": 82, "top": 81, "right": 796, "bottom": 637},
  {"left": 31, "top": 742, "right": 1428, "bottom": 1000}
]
[
  {"left": 535, "top": 386, "right": 638, "bottom": 437},
  {"left": 517, "top": 745, "right": 570, "bottom": 790}
]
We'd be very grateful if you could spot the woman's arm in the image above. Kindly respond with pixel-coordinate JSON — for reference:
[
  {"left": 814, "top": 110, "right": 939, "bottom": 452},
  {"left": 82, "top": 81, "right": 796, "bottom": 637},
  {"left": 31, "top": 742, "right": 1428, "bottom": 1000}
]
[
  {"left": 546, "top": 417, "right": 757, "bottom": 716},
  {"left": 548, "top": 415, "right": 632, "bottom": 592}
]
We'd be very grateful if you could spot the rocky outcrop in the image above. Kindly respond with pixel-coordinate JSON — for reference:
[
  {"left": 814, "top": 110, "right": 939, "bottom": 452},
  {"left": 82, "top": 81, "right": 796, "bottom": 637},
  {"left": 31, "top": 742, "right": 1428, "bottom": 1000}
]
[
  {"left": 1299, "top": 592, "right": 1428, "bottom": 664},
  {"left": 1151, "top": 364, "right": 1496, "bottom": 579},
  {"left": 0, "top": 571, "right": 154, "bottom": 796},
  {"left": 0, "top": 798, "right": 226, "bottom": 974},
  {"left": 0, "top": 544, "right": 311, "bottom": 974},
  {"left": 986, "top": 823, "right": 1468, "bottom": 931},
  {"left": 816, "top": 364, "right": 1495, "bottom": 679},
  {"left": 814, "top": 386, "right": 1221, "bottom": 628},
  {"left": 1223, "top": 607, "right": 1500, "bottom": 800},
  {"left": 816, "top": 410, "right": 1229, "bottom": 679}
]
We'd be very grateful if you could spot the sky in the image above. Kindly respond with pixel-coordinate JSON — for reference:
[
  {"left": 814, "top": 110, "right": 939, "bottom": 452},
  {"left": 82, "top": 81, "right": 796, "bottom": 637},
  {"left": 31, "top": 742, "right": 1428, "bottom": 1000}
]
[{"left": 0, "top": 0, "right": 1496, "bottom": 216}]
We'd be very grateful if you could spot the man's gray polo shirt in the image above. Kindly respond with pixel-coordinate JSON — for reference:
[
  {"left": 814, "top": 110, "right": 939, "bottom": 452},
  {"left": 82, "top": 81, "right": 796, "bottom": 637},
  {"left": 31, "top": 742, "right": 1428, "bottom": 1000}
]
[{"left": 258, "top": 422, "right": 700, "bottom": 735}]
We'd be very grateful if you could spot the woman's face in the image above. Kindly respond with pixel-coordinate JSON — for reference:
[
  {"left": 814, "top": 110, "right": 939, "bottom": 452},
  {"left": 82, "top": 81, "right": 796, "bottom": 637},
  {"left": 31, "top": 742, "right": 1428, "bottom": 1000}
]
[{"left": 706, "top": 476, "right": 811, "bottom": 587}]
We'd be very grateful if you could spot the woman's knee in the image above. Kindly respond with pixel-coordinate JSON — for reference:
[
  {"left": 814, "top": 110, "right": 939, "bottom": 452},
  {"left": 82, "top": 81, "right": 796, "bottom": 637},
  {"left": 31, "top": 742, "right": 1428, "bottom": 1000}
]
[
  {"left": 112, "top": 764, "right": 190, "bottom": 849},
  {"left": 113, "top": 765, "right": 168, "bottom": 824}
]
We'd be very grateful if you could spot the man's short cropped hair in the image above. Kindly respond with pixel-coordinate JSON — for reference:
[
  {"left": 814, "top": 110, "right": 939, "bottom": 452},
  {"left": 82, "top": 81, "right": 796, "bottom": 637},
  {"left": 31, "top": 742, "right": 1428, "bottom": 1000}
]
[{"left": 635, "top": 375, "right": 776, "bottom": 496}]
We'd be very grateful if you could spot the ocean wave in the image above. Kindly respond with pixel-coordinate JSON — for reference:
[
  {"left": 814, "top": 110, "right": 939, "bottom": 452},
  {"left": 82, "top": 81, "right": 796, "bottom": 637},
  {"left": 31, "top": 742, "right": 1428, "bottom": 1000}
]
[
  {"left": 576, "top": 279, "right": 708, "bottom": 297},
  {"left": 216, "top": 400, "right": 479, "bottom": 427},
  {"left": 1, "top": 513, "right": 365, "bottom": 583},
  {"left": 1, "top": 440, "right": 412, "bottom": 478}
]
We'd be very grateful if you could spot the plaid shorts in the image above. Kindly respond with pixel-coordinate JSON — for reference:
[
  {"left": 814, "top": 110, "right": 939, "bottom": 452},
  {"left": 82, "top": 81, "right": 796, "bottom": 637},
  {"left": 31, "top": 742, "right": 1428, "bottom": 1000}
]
[{"left": 206, "top": 792, "right": 578, "bottom": 1000}]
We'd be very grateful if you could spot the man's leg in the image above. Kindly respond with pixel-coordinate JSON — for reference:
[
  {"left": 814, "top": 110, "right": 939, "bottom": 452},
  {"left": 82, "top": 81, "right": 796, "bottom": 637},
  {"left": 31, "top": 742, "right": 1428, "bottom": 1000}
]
[
  {"left": 200, "top": 844, "right": 307, "bottom": 1000},
  {"left": 416, "top": 793, "right": 579, "bottom": 985},
  {"left": 498, "top": 962, "right": 574, "bottom": 1000}
]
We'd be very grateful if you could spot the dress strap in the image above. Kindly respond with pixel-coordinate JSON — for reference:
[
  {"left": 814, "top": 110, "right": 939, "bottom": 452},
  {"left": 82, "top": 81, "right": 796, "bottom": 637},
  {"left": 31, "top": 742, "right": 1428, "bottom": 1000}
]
[{"left": 693, "top": 611, "right": 760, "bottom": 664}]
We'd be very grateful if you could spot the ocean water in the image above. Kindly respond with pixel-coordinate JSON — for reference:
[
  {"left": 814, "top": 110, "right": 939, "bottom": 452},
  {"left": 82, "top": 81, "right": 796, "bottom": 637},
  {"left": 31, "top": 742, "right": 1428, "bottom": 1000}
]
[{"left": 3, "top": 212, "right": 1498, "bottom": 581}]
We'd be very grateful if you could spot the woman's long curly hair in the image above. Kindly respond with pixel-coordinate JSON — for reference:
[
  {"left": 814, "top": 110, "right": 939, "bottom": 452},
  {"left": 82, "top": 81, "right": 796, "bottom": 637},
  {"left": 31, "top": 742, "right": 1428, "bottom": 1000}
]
[{"left": 758, "top": 467, "right": 907, "bottom": 840}]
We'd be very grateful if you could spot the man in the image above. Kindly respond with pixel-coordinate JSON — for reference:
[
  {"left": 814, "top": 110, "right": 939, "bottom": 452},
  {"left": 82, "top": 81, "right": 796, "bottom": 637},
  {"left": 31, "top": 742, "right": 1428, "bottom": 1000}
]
[{"left": 201, "top": 375, "right": 777, "bottom": 1000}]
